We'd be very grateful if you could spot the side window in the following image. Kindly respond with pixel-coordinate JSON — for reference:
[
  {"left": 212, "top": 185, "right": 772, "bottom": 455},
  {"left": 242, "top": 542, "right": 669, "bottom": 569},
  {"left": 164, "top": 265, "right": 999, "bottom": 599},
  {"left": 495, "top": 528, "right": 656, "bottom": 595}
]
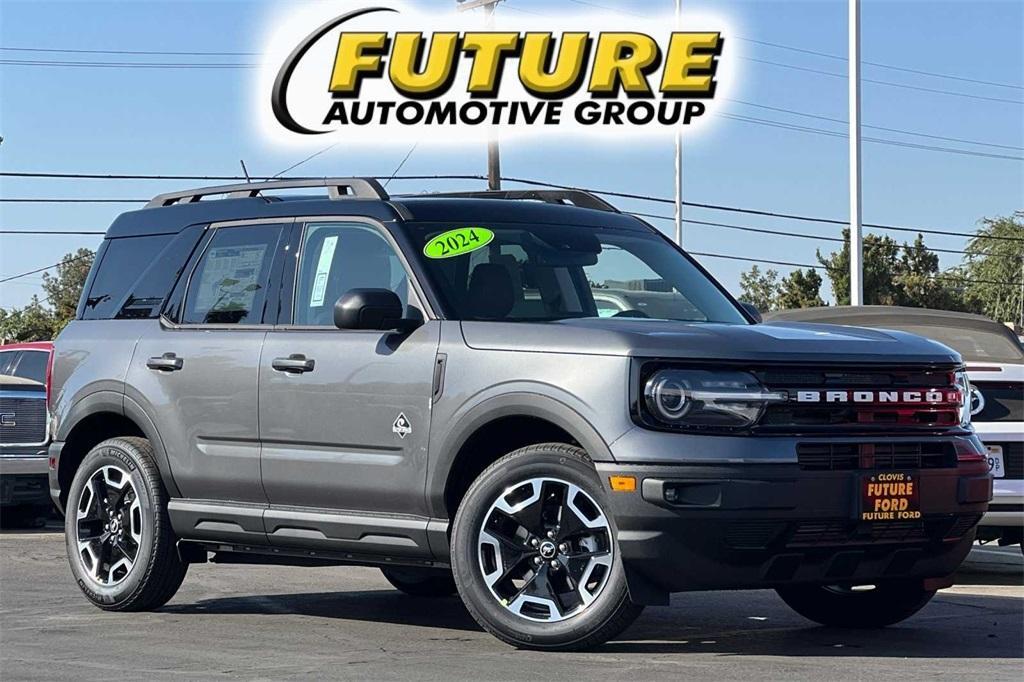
[
  {"left": 116, "top": 225, "right": 205, "bottom": 319},
  {"left": 181, "top": 224, "right": 282, "bottom": 325},
  {"left": 294, "top": 222, "right": 410, "bottom": 326},
  {"left": 82, "top": 235, "right": 171, "bottom": 319}
]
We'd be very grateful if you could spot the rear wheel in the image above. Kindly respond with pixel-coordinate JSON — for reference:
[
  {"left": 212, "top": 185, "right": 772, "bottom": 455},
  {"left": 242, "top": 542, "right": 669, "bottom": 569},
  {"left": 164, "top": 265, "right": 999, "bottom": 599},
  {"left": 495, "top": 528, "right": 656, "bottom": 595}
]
[
  {"left": 777, "top": 581, "right": 936, "bottom": 628},
  {"left": 65, "top": 437, "right": 187, "bottom": 611},
  {"left": 381, "top": 567, "right": 457, "bottom": 597},
  {"left": 451, "top": 444, "right": 642, "bottom": 650}
]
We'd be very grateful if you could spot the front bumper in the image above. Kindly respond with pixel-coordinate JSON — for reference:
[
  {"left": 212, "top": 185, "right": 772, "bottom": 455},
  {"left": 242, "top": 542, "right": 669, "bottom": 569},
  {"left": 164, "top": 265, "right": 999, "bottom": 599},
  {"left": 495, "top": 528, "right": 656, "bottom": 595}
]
[
  {"left": 1, "top": 448, "right": 50, "bottom": 507},
  {"left": 596, "top": 460, "right": 991, "bottom": 604}
]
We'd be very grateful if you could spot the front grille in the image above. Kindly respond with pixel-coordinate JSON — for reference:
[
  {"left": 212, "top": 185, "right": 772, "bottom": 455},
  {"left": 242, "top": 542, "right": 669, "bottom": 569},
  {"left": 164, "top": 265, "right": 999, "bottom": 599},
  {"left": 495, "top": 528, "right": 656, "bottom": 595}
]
[
  {"left": 0, "top": 396, "right": 47, "bottom": 446},
  {"left": 797, "top": 442, "right": 956, "bottom": 471},
  {"left": 755, "top": 365, "right": 962, "bottom": 433},
  {"left": 972, "top": 382, "right": 1023, "bottom": 422}
]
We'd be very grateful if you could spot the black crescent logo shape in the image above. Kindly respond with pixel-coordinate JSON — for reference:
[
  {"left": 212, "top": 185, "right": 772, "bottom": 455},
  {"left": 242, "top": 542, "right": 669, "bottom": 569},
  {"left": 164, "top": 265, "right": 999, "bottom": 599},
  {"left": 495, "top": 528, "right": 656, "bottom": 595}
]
[{"left": 271, "top": 6, "right": 397, "bottom": 135}]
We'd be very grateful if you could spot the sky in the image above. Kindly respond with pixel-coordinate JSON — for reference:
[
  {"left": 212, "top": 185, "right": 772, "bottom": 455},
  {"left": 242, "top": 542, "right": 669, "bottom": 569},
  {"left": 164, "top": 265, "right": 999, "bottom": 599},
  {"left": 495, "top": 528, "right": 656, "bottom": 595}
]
[{"left": 1, "top": 0, "right": 1022, "bottom": 310}]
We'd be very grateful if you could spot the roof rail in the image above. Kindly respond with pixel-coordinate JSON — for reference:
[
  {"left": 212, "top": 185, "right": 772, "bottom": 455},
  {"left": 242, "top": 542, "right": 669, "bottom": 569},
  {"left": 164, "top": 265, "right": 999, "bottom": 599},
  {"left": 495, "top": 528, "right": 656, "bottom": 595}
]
[
  {"left": 405, "top": 189, "right": 620, "bottom": 213},
  {"left": 145, "top": 177, "right": 389, "bottom": 208}
]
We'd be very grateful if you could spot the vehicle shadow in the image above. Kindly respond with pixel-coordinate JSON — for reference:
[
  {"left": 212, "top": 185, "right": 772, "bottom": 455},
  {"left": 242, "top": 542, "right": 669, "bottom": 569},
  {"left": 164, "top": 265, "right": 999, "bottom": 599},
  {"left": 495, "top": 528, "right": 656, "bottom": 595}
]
[
  {"left": 163, "top": 590, "right": 1022, "bottom": 658},
  {"left": 163, "top": 589, "right": 481, "bottom": 632},
  {"left": 610, "top": 592, "right": 1023, "bottom": 658}
]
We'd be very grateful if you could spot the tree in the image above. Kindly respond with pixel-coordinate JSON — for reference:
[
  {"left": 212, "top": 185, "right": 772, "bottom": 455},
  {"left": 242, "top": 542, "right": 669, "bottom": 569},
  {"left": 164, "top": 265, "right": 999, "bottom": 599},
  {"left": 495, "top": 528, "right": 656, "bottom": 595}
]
[
  {"left": 0, "top": 296, "right": 58, "bottom": 343},
  {"left": 817, "top": 229, "right": 966, "bottom": 309},
  {"left": 0, "top": 249, "right": 95, "bottom": 343},
  {"left": 42, "top": 248, "right": 95, "bottom": 330},
  {"left": 739, "top": 265, "right": 780, "bottom": 312},
  {"left": 959, "top": 213, "right": 1023, "bottom": 326},
  {"left": 776, "top": 268, "right": 825, "bottom": 309}
]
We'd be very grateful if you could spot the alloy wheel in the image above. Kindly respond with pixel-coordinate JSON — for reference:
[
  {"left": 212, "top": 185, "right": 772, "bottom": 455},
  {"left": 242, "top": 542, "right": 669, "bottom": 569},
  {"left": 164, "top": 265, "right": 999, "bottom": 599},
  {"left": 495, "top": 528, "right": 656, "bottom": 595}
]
[
  {"left": 477, "top": 477, "right": 613, "bottom": 622},
  {"left": 75, "top": 465, "right": 142, "bottom": 586}
]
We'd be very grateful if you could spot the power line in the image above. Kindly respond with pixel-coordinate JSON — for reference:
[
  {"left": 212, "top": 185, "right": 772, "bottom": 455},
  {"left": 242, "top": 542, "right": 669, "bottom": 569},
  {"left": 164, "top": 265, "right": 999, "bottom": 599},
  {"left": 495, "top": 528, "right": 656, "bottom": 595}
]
[
  {"left": 273, "top": 143, "right": 340, "bottom": 178},
  {"left": 527, "top": 2, "right": 1024, "bottom": 92},
  {"left": 742, "top": 57, "right": 1024, "bottom": 106},
  {"left": 0, "top": 198, "right": 143, "bottom": 203},
  {"left": 1, "top": 170, "right": 1020, "bottom": 242},
  {"left": 0, "top": 230, "right": 104, "bottom": 235},
  {"left": 631, "top": 213, "right": 1014, "bottom": 260},
  {"left": 727, "top": 99, "right": 1024, "bottom": 152},
  {"left": 499, "top": 176, "right": 1024, "bottom": 243},
  {"left": 0, "top": 254, "right": 92, "bottom": 284},
  {"left": 719, "top": 112, "right": 1023, "bottom": 162},
  {"left": 0, "top": 46, "right": 259, "bottom": 56},
  {"left": 690, "top": 251, "right": 1020, "bottom": 287},
  {"left": 0, "top": 58, "right": 256, "bottom": 69},
  {"left": 734, "top": 37, "right": 1024, "bottom": 91}
]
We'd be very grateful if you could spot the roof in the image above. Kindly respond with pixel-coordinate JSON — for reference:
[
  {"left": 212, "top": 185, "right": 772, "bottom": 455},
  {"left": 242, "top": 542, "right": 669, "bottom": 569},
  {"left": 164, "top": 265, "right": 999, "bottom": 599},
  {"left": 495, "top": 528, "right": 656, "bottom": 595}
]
[
  {"left": 103, "top": 180, "right": 649, "bottom": 238},
  {"left": 0, "top": 341, "right": 53, "bottom": 352}
]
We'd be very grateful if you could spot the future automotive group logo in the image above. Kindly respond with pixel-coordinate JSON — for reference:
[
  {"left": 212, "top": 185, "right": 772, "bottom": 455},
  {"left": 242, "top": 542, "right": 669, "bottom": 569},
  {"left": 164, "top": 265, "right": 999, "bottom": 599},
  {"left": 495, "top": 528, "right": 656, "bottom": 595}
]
[{"left": 261, "top": 2, "right": 733, "bottom": 144}]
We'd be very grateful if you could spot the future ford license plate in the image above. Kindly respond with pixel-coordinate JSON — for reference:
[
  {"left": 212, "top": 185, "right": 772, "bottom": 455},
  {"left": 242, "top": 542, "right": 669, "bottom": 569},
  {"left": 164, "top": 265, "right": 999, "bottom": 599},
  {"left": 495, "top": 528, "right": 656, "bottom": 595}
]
[{"left": 861, "top": 472, "right": 921, "bottom": 522}]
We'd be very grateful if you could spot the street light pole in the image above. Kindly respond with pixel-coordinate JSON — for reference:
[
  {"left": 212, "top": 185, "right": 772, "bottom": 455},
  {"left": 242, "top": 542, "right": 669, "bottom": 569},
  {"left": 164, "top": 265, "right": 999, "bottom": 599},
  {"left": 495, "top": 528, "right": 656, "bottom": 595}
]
[
  {"left": 848, "top": 0, "right": 864, "bottom": 306},
  {"left": 457, "top": 0, "right": 503, "bottom": 190},
  {"left": 673, "top": 0, "right": 683, "bottom": 246}
]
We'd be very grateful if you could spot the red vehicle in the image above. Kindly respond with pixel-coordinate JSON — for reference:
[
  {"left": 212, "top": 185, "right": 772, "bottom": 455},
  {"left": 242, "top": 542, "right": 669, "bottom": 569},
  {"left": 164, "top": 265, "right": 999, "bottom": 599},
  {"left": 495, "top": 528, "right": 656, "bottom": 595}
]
[{"left": 0, "top": 341, "right": 54, "bottom": 524}]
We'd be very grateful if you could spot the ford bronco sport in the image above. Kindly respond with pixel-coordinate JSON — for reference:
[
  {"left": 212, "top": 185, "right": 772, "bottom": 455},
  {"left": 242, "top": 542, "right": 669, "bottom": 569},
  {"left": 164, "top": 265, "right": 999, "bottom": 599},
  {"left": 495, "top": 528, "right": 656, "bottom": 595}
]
[{"left": 49, "top": 178, "right": 991, "bottom": 650}]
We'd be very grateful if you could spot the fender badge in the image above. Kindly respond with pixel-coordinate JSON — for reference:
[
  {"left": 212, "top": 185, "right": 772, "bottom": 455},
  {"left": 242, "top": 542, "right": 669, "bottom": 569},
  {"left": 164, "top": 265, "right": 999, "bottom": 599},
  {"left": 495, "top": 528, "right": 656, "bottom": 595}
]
[{"left": 392, "top": 413, "right": 412, "bottom": 439}]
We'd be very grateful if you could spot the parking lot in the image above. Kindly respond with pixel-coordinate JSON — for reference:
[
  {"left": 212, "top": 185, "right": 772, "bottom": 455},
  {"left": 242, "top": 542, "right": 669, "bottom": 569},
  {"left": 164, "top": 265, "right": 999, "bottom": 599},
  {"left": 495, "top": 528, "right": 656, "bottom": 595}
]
[{"left": 1, "top": 523, "right": 1021, "bottom": 681}]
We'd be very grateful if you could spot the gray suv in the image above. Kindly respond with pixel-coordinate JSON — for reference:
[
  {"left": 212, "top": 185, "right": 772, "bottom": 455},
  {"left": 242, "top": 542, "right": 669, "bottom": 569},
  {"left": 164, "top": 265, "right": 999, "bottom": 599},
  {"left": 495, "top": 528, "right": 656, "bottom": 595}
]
[{"left": 50, "top": 178, "right": 991, "bottom": 650}]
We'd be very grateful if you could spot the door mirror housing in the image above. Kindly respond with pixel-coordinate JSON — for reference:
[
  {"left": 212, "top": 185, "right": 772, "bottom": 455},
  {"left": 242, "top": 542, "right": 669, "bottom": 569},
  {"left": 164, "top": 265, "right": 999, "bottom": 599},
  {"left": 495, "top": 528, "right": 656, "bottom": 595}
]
[
  {"left": 334, "top": 289, "right": 415, "bottom": 331},
  {"left": 739, "top": 302, "right": 763, "bottom": 324}
]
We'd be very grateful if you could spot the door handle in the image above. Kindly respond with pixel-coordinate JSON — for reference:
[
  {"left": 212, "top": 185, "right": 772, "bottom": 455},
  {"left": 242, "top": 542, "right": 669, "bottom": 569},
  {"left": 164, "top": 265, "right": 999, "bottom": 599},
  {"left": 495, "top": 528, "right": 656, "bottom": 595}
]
[
  {"left": 272, "top": 354, "right": 315, "bottom": 374},
  {"left": 147, "top": 353, "right": 183, "bottom": 372}
]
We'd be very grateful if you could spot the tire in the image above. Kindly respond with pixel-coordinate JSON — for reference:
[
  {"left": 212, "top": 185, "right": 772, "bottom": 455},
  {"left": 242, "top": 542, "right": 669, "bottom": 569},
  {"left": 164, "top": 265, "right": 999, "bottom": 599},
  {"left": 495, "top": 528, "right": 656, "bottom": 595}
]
[
  {"left": 451, "top": 443, "right": 643, "bottom": 651},
  {"left": 65, "top": 437, "right": 188, "bottom": 611},
  {"left": 777, "top": 581, "right": 936, "bottom": 628},
  {"left": 381, "top": 567, "right": 457, "bottom": 597}
]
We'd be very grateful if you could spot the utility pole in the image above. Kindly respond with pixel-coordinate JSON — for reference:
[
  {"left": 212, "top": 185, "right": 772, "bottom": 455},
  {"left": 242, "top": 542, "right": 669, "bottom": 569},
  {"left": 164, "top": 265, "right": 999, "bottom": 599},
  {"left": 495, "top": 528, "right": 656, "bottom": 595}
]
[
  {"left": 673, "top": 0, "right": 683, "bottom": 246},
  {"left": 457, "top": 0, "right": 503, "bottom": 190},
  {"left": 848, "top": 0, "right": 864, "bottom": 306}
]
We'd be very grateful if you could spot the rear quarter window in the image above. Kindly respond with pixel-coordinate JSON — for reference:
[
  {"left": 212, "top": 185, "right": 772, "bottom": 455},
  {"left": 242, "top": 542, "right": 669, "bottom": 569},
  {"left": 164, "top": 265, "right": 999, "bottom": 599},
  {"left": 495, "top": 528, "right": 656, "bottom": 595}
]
[{"left": 81, "top": 227, "right": 204, "bottom": 320}]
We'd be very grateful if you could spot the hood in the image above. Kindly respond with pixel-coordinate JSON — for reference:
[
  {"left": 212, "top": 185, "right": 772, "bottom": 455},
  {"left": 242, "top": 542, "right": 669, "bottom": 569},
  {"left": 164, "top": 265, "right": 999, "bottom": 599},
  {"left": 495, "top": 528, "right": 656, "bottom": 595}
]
[{"left": 460, "top": 318, "right": 962, "bottom": 365}]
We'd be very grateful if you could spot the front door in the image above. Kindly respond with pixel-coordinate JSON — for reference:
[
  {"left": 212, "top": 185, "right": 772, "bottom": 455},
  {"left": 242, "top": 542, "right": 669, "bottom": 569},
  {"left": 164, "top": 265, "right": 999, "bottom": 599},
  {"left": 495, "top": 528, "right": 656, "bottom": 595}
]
[{"left": 259, "top": 219, "right": 439, "bottom": 556}]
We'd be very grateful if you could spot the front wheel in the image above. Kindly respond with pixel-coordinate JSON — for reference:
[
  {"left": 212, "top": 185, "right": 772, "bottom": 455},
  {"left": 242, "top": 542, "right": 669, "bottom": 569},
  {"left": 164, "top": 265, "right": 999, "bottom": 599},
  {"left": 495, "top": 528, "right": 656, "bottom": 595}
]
[
  {"left": 777, "top": 581, "right": 936, "bottom": 628},
  {"left": 451, "top": 444, "right": 642, "bottom": 651}
]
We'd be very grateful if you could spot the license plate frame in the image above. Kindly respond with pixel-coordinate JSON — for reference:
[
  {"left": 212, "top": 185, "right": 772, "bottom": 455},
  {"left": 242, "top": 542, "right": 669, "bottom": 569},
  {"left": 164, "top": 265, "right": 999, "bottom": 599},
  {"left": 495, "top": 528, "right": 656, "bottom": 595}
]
[
  {"left": 860, "top": 471, "right": 921, "bottom": 522},
  {"left": 986, "top": 445, "right": 1005, "bottom": 479}
]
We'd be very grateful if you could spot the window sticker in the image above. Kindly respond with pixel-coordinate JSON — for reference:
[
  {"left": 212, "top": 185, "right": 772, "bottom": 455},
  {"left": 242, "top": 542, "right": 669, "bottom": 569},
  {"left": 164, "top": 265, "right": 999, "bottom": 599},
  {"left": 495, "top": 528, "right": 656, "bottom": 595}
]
[
  {"left": 309, "top": 235, "right": 338, "bottom": 306},
  {"left": 193, "top": 244, "right": 268, "bottom": 314},
  {"left": 423, "top": 227, "right": 494, "bottom": 259}
]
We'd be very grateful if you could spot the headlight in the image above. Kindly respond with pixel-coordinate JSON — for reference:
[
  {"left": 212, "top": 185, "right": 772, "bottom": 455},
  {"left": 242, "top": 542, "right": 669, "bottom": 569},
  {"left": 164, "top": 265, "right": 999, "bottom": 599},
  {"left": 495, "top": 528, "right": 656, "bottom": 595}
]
[
  {"left": 642, "top": 369, "right": 786, "bottom": 431},
  {"left": 954, "top": 370, "right": 972, "bottom": 428}
]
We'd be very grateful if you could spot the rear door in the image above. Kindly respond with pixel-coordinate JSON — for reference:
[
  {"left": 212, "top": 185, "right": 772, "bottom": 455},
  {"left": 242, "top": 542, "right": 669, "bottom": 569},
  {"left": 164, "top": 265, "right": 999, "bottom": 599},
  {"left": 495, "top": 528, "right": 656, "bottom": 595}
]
[
  {"left": 126, "top": 220, "right": 290, "bottom": 541},
  {"left": 258, "top": 218, "right": 439, "bottom": 556}
]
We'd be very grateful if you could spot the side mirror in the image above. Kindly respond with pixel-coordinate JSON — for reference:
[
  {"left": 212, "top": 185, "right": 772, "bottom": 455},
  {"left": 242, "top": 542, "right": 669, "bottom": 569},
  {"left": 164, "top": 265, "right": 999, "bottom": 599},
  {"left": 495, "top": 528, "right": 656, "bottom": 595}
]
[
  {"left": 739, "top": 302, "right": 763, "bottom": 324},
  {"left": 334, "top": 288, "right": 413, "bottom": 331}
]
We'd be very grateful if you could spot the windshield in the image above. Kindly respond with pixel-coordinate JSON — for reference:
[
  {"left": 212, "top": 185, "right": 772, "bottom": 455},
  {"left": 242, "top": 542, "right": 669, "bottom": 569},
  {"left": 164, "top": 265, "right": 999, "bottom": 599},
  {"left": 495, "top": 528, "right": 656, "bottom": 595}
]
[{"left": 405, "top": 222, "right": 748, "bottom": 324}]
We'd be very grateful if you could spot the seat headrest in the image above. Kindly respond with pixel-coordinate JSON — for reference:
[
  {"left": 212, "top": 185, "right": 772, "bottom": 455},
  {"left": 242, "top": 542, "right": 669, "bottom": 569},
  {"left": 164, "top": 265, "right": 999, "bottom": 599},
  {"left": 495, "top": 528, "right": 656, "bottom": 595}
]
[{"left": 467, "top": 263, "right": 515, "bottom": 320}]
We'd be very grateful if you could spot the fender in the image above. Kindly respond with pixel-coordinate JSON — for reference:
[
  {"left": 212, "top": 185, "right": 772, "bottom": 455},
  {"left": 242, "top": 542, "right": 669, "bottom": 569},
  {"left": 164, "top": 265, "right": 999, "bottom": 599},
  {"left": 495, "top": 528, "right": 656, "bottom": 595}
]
[
  {"left": 425, "top": 391, "right": 615, "bottom": 519},
  {"left": 55, "top": 391, "right": 181, "bottom": 499},
  {"left": 54, "top": 390, "right": 125, "bottom": 442}
]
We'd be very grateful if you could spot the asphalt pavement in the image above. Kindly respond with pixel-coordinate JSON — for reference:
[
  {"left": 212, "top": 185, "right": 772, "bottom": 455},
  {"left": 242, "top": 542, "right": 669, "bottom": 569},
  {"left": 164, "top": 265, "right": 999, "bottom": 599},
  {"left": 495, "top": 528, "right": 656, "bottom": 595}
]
[{"left": 1, "top": 523, "right": 1021, "bottom": 681}]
